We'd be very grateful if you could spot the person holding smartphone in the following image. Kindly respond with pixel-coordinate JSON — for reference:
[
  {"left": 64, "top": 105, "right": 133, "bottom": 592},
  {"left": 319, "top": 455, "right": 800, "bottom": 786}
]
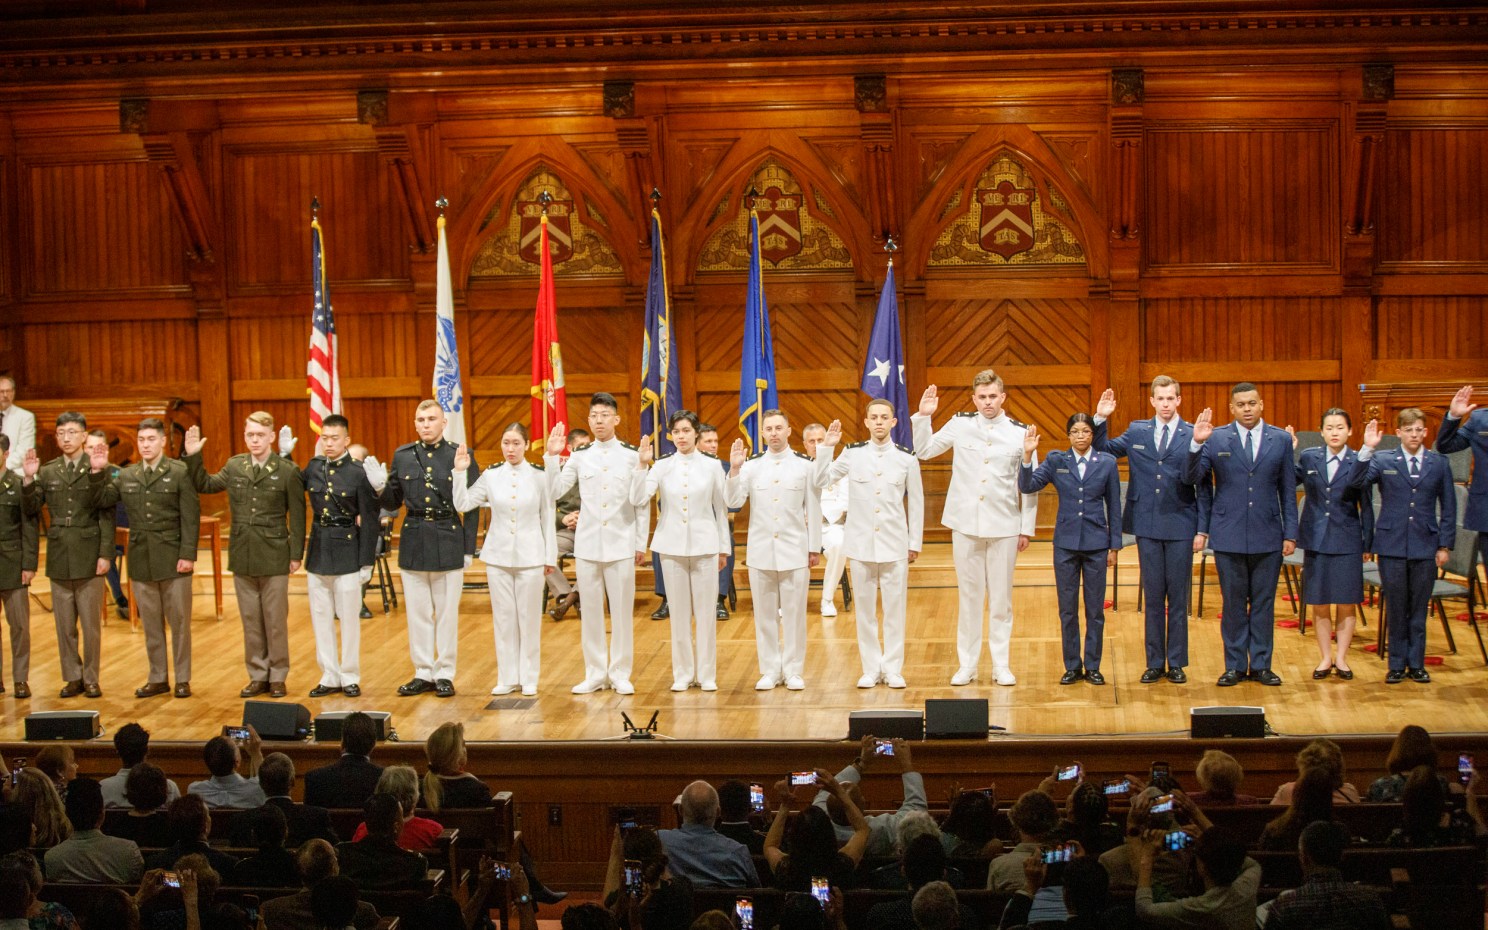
[
  {"left": 657, "top": 781, "right": 758, "bottom": 888},
  {"left": 813, "top": 736, "right": 928, "bottom": 858},
  {"left": 601, "top": 825, "right": 694, "bottom": 930},
  {"left": 765, "top": 769, "right": 868, "bottom": 892}
]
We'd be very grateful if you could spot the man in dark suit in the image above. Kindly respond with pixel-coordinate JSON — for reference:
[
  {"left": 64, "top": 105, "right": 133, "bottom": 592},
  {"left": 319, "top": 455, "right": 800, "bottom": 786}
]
[
  {"left": 334, "top": 794, "right": 428, "bottom": 890},
  {"left": 261, "top": 839, "right": 382, "bottom": 930},
  {"left": 303, "top": 711, "right": 383, "bottom": 809},
  {"left": 1187, "top": 383, "right": 1298, "bottom": 687},
  {"left": 1093, "top": 376, "right": 1212, "bottom": 684},
  {"left": 1354, "top": 408, "right": 1456, "bottom": 683},
  {"left": 229, "top": 753, "right": 337, "bottom": 849}
]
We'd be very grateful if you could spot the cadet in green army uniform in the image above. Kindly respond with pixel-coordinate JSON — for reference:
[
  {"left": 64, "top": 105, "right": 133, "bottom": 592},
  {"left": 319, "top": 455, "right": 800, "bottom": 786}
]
[
  {"left": 183, "top": 412, "right": 306, "bottom": 698},
  {"left": 21, "top": 412, "right": 115, "bottom": 698},
  {"left": 94, "top": 417, "right": 201, "bottom": 699},
  {"left": 0, "top": 434, "right": 40, "bottom": 698}
]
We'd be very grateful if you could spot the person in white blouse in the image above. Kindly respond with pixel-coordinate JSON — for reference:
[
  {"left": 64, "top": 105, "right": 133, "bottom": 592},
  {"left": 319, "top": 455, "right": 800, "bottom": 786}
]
[
  {"left": 813, "top": 399, "right": 924, "bottom": 689},
  {"left": 802, "top": 423, "right": 849, "bottom": 617},
  {"left": 632, "top": 410, "right": 730, "bottom": 692},
  {"left": 453, "top": 423, "right": 557, "bottom": 697},
  {"left": 726, "top": 410, "right": 821, "bottom": 691},
  {"left": 0, "top": 377, "right": 34, "bottom": 477}
]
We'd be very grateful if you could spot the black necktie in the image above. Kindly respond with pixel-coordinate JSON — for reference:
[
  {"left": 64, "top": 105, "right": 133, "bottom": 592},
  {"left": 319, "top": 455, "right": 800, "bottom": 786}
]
[
  {"left": 1158, "top": 423, "right": 1170, "bottom": 456},
  {"left": 1244, "top": 429, "right": 1255, "bottom": 465},
  {"left": 1410, "top": 457, "right": 1421, "bottom": 479}
]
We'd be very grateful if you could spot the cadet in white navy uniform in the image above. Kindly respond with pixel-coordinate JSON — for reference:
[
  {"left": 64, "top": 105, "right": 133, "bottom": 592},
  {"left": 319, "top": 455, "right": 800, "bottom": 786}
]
[
  {"left": 632, "top": 410, "right": 729, "bottom": 692},
  {"left": 1353, "top": 409, "right": 1456, "bottom": 684},
  {"left": 545, "top": 392, "right": 649, "bottom": 696},
  {"left": 453, "top": 423, "right": 556, "bottom": 697},
  {"left": 910, "top": 369, "right": 1037, "bottom": 687},
  {"left": 1291, "top": 408, "right": 1372, "bottom": 681},
  {"left": 726, "top": 410, "right": 821, "bottom": 691},
  {"left": 802, "top": 423, "right": 848, "bottom": 617},
  {"left": 813, "top": 398, "right": 924, "bottom": 689},
  {"left": 1437, "top": 385, "right": 1488, "bottom": 572},
  {"left": 1093, "top": 376, "right": 1211, "bottom": 685},
  {"left": 1017, "top": 414, "right": 1123, "bottom": 685}
]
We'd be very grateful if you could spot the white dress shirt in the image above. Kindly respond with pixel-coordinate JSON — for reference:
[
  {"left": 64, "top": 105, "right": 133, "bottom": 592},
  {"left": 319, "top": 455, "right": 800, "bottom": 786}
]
[
  {"left": 453, "top": 460, "right": 557, "bottom": 569},
  {"left": 910, "top": 411, "right": 1038, "bottom": 538},
  {"left": 548, "top": 437, "right": 649, "bottom": 562},
  {"left": 0, "top": 403, "right": 35, "bottom": 475},
  {"left": 726, "top": 449, "right": 822, "bottom": 571},
  {"left": 632, "top": 450, "right": 730, "bottom": 557},
  {"left": 813, "top": 440, "right": 924, "bottom": 562}
]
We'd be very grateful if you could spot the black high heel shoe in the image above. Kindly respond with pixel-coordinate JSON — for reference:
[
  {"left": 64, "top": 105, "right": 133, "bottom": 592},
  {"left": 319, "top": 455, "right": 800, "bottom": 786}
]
[
  {"left": 1334, "top": 666, "right": 1354, "bottom": 680},
  {"left": 1312, "top": 666, "right": 1333, "bottom": 679}
]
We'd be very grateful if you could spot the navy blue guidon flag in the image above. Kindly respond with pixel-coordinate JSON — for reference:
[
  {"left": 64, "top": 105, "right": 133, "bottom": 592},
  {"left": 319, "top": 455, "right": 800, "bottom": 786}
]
[
  {"left": 640, "top": 208, "right": 682, "bottom": 455},
  {"left": 861, "top": 259, "right": 911, "bottom": 447},
  {"left": 737, "top": 210, "right": 779, "bottom": 454}
]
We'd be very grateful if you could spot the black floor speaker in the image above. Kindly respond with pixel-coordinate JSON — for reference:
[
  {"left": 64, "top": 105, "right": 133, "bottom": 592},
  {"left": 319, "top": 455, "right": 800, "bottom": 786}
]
[
  {"left": 24, "top": 711, "right": 101, "bottom": 741},
  {"left": 925, "top": 699, "right": 990, "bottom": 739},
  {"left": 314, "top": 711, "right": 393, "bottom": 743},
  {"left": 243, "top": 701, "right": 313, "bottom": 741},
  {"left": 1190, "top": 705, "right": 1266, "bottom": 738},
  {"left": 847, "top": 709, "right": 923, "bottom": 741}
]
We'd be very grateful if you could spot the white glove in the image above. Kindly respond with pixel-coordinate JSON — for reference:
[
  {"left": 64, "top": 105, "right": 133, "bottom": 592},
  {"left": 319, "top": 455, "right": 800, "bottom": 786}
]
[
  {"left": 362, "top": 455, "right": 388, "bottom": 492},
  {"left": 464, "top": 555, "right": 473, "bottom": 569},
  {"left": 359, "top": 566, "right": 373, "bottom": 585},
  {"left": 278, "top": 425, "right": 298, "bottom": 455}
]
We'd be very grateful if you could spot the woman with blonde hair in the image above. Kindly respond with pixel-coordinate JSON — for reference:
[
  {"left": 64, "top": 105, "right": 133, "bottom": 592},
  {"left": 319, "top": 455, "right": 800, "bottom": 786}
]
[
  {"left": 419, "top": 723, "right": 492, "bottom": 811},
  {"left": 1271, "top": 738, "right": 1360, "bottom": 805},
  {"left": 11, "top": 770, "right": 70, "bottom": 848},
  {"left": 1189, "top": 750, "right": 1258, "bottom": 805}
]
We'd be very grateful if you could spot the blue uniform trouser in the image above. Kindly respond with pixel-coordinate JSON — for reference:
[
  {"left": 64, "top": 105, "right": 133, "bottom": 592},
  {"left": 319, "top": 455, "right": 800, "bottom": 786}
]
[
  {"left": 1054, "top": 546, "right": 1107, "bottom": 672},
  {"left": 1214, "top": 549, "right": 1282, "bottom": 673},
  {"left": 1379, "top": 555, "right": 1435, "bottom": 670},
  {"left": 1137, "top": 536, "right": 1191, "bottom": 669}
]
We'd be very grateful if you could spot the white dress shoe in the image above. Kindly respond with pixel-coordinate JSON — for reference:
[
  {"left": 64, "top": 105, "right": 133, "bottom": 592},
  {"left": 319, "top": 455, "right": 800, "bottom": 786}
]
[
  {"left": 521, "top": 685, "right": 537, "bottom": 697},
  {"left": 885, "top": 674, "right": 907, "bottom": 689},
  {"left": 857, "top": 673, "right": 878, "bottom": 689},
  {"left": 820, "top": 601, "right": 838, "bottom": 618},
  {"left": 755, "top": 675, "right": 778, "bottom": 691},
  {"left": 571, "top": 678, "right": 606, "bottom": 695},
  {"left": 700, "top": 681, "right": 718, "bottom": 692},
  {"left": 950, "top": 668, "right": 977, "bottom": 686},
  {"left": 491, "top": 683, "right": 518, "bottom": 696},
  {"left": 785, "top": 676, "right": 806, "bottom": 691},
  {"left": 612, "top": 679, "right": 635, "bottom": 695},
  {"left": 993, "top": 668, "right": 1017, "bottom": 686},
  {"left": 671, "top": 680, "right": 690, "bottom": 692}
]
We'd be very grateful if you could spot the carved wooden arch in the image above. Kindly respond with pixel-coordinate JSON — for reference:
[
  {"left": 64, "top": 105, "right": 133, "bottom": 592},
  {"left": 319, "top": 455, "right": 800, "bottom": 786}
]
[
  {"left": 670, "top": 131, "right": 877, "bottom": 286},
  {"left": 446, "top": 137, "right": 644, "bottom": 287},
  {"left": 901, "top": 125, "right": 1109, "bottom": 280}
]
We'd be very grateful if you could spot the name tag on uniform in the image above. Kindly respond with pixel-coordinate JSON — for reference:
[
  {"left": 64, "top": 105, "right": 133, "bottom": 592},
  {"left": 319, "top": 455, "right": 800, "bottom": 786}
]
[
  {"left": 1383, "top": 469, "right": 1399, "bottom": 475},
  {"left": 1477, "top": 431, "right": 1488, "bottom": 436},
  {"left": 1218, "top": 452, "right": 1231, "bottom": 458},
  {"left": 1133, "top": 444, "right": 1146, "bottom": 450},
  {"left": 1056, "top": 468, "right": 1070, "bottom": 474},
  {"left": 1306, "top": 469, "right": 1318, "bottom": 475}
]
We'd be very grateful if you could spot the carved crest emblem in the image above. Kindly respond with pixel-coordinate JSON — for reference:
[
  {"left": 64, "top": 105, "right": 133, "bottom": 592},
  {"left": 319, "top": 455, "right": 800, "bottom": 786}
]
[
  {"left": 754, "top": 185, "right": 803, "bottom": 264},
  {"left": 977, "top": 180, "right": 1036, "bottom": 259},
  {"left": 518, "top": 198, "right": 575, "bottom": 264}
]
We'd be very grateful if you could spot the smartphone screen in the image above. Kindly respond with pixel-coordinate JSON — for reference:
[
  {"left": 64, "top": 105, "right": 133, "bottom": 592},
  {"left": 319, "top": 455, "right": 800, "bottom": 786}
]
[
  {"left": 1460, "top": 753, "right": 1474, "bottom": 785},
  {"left": 1057, "top": 763, "right": 1081, "bottom": 782},
  {"left": 623, "top": 860, "right": 643, "bottom": 895},
  {"left": 735, "top": 897, "right": 754, "bottom": 930},
  {"left": 1040, "top": 843, "right": 1072, "bottom": 864},
  {"left": 790, "top": 771, "right": 817, "bottom": 787},
  {"left": 1103, "top": 779, "right": 1130, "bottom": 796},
  {"left": 493, "top": 863, "right": 511, "bottom": 880},
  {"left": 810, "top": 876, "right": 829, "bottom": 905},
  {"left": 223, "top": 725, "right": 249, "bottom": 742},
  {"left": 1164, "top": 830, "right": 1192, "bottom": 851},
  {"left": 874, "top": 739, "right": 895, "bottom": 757},
  {"left": 162, "top": 871, "right": 181, "bottom": 888},
  {"left": 1150, "top": 793, "right": 1176, "bottom": 814},
  {"left": 749, "top": 783, "right": 765, "bottom": 812}
]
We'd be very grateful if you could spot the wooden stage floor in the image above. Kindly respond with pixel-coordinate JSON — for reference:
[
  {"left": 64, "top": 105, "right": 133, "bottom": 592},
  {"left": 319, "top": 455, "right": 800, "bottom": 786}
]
[{"left": 3, "top": 541, "right": 1484, "bottom": 744}]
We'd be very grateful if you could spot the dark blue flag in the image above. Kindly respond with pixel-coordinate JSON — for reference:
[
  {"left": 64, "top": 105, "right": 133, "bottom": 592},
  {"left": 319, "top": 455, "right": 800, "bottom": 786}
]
[
  {"left": 738, "top": 211, "right": 779, "bottom": 453},
  {"left": 861, "top": 261, "right": 910, "bottom": 446},
  {"left": 640, "top": 208, "right": 682, "bottom": 455}
]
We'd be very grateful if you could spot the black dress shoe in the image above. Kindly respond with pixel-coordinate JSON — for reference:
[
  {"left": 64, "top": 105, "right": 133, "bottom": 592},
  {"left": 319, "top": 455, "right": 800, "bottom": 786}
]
[
  {"left": 435, "top": 679, "right": 456, "bottom": 697},
  {"left": 59, "top": 679, "right": 84, "bottom": 698},
  {"left": 1385, "top": 669, "right": 1406, "bottom": 684},
  {"left": 398, "top": 677, "right": 435, "bottom": 696},
  {"left": 1216, "top": 670, "right": 1242, "bottom": 687},
  {"left": 1085, "top": 670, "right": 1106, "bottom": 685},
  {"left": 651, "top": 599, "right": 669, "bottom": 621},
  {"left": 135, "top": 681, "right": 170, "bottom": 698},
  {"left": 309, "top": 684, "right": 342, "bottom": 698},
  {"left": 1409, "top": 667, "right": 1431, "bottom": 684},
  {"left": 1312, "top": 666, "right": 1333, "bottom": 680},
  {"left": 84, "top": 683, "right": 102, "bottom": 698},
  {"left": 716, "top": 598, "right": 729, "bottom": 621},
  {"left": 174, "top": 683, "right": 191, "bottom": 698},
  {"left": 550, "top": 591, "right": 579, "bottom": 622},
  {"left": 1253, "top": 670, "right": 1282, "bottom": 686},
  {"left": 359, "top": 604, "right": 373, "bottom": 620},
  {"left": 240, "top": 681, "right": 269, "bottom": 697},
  {"left": 534, "top": 885, "right": 568, "bottom": 905},
  {"left": 344, "top": 684, "right": 361, "bottom": 697},
  {"left": 1166, "top": 667, "right": 1187, "bottom": 684},
  {"left": 116, "top": 602, "right": 130, "bottom": 620},
  {"left": 12, "top": 682, "right": 29, "bottom": 699},
  {"left": 269, "top": 682, "right": 287, "bottom": 698},
  {"left": 1059, "top": 669, "right": 1083, "bottom": 685},
  {"left": 1334, "top": 666, "right": 1354, "bottom": 680},
  {"left": 1140, "top": 667, "right": 1165, "bottom": 684}
]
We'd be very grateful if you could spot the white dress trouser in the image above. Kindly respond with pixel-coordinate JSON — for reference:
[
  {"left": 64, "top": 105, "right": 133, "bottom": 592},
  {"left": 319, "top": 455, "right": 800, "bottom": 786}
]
[
  {"left": 820, "top": 525, "right": 847, "bottom": 604},
  {"left": 576, "top": 557, "right": 635, "bottom": 684},
  {"left": 307, "top": 572, "right": 363, "bottom": 687},
  {"left": 400, "top": 568, "right": 463, "bottom": 682},
  {"left": 749, "top": 566, "right": 808, "bottom": 681},
  {"left": 661, "top": 555, "right": 719, "bottom": 687},
  {"left": 849, "top": 558, "right": 907, "bottom": 678},
  {"left": 486, "top": 564, "right": 544, "bottom": 690},
  {"left": 953, "top": 530, "right": 1020, "bottom": 671}
]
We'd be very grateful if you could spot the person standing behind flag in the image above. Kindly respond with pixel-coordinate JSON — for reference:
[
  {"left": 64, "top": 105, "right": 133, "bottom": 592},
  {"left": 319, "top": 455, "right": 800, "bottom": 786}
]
[{"left": 911, "top": 370, "right": 1038, "bottom": 687}]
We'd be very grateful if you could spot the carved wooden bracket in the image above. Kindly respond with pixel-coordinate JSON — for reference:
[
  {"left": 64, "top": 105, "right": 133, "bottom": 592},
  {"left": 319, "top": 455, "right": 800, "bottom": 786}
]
[
  {"left": 856, "top": 75, "right": 897, "bottom": 245},
  {"left": 360, "top": 90, "right": 436, "bottom": 253},
  {"left": 1359, "top": 380, "right": 1481, "bottom": 428},
  {"left": 123, "top": 98, "right": 219, "bottom": 267},
  {"left": 605, "top": 82, "right": 657, "bottom": 238},
  {"left": 1108, "top": 69, "right": 1143, "bottom": 242},
  {"left": 1346, "top": 64, "right": 1392, "bottom": 238}
]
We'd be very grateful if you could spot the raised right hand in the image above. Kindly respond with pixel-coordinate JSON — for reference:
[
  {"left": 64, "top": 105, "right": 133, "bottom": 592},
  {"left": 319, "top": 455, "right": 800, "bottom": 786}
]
[
  {"left": 183, "top": 425, "right": 204, "bottom": 456},
  {"left": 361, "top": 456, "right": 388, "bottom": 492},
  {"left": 729, "top": 438, "right": 747, "bottom": 471},
  {"left": 637, "top": 434, "right": 654, "bottom": 467},
  {"left": 823, "top": 420, "right": 842, "bottom": 448},
  {"left": 22, "top": 448, "right": 39, "bottom": 479},
  {"left": 1362, "top": 418, "right": 1382, "bottom": 449},
  {"left": 917, "top": 384, "right": 939, "bottom": 417},
  {"left": 546, "top": 424, "right": 567, "bottom": 456},
  {"left": 453, "top": 443, "right": 471, "bottom": 471},
  {"left": 1450, "top": 385, "right": 1477, "bottom": 419},
  {"left": 1192, "top": 408, "right": 1214, "bottom": 443},
  {"left": 1023, "top": 424, "right": 1040, "bottom": 456},
  {"left": 1095, "top": 388, "right": 1117, "bottom": 419}
]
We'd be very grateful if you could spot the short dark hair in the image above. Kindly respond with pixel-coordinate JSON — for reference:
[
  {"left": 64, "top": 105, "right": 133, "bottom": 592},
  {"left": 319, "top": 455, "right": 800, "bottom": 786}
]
[
  {"left": 137, "top": 417, "right": 167, "bottom": 434},
  {"left": 64, "top": 778, "right": 104, "bottom": 831},
  {"left": 1319, "top": 407, "right": 1352, "bottom": 430},
  {"left": 257, "top": 753, "right": 294, "bottom": 797},
  {"left": 716, "top": 780, "right": 750, "bottom": 822},
  {"left": 311, "top": 875, "right": 359, "bottom": 927},
  {"left": 114, "top": 723, "right": 151, "bottom": 767},
  {"left": 566, "top": 428, "right": 592, "bottom": 443},
  {"left": 1066, "top": 412, "right": 1095, "bottom": 433},
  {"left": 697, "top": 423, "right": 718, "bottom": 436},
  {"left": 202, "top": 736, "right": 237, "bottom": 777},
  {"left": 590, "top": 392, "right": 619, "bottom": 412},
  {"left": 249, "top": 803, "right": 288, "bottom": 849},
  {"left": 1230, "top": 382, "right": 1258, "bottom": 397},
  {"left": 55, "top": 412, "right": 87, "bottom": 429},
  {"left": 321, "top": 414, "right": 349, "bottom": 432},
  {"left": 902, "top": 832, "right": 947, "bottom": 889},
  {"left": 668, "top": 410, "right": 701, "bottom": 433},
  {"left": 124, "top": 763, "right": 169, "bottom": 812},
  {"left": 1299, "top": 819, "right": 1348, "bottom": 868},
  {"left": 166, "top": 795, "right": 210, "bottom": 845},
  {"left": 1008, "top": 790, "right": 1058, "bottom": 840},
  {"left": 341, "top": 712, "right": 378, "bottom": 757},
  {"left": 364, "top": 793, "right": 403, "bottom": 837},
  {"left": 1195, "top": 826, "right": 1247, "bottom": 885},
  {"left": 1063, "top": 857, "right": 1110, "bottom": 916}
]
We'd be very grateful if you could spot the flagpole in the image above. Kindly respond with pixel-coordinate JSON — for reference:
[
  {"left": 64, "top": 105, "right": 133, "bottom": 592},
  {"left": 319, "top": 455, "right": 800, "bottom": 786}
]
[{"left": 538, "top": 191, "right": 552, "bottom": 449}]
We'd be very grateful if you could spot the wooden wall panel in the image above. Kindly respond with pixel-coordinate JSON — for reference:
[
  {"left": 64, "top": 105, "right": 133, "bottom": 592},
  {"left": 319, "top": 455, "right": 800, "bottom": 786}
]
[
  {"left": 925, "top": 297, "right": 1090, "bottom": 368},
  {"left": 1376, "top": 296, "right": 1487, "bottom": 361},
  {"left": 19, "top": 319, "right": 199, "bottom": 396},
  {"left": 1144, "top": 126, "right": 1337, "bottom": 269},
  {"left": 1156, "top": 380, "right": 1348, "bottom": 433},
  {"left": 1378, "top": 129, "right": 1488, "bottom": 264},
  {"left": 1142, "top": 297, "right": 1340, "bottom": 363},
  {"left": 24, "top": 160, "right": 188, "bottom": 294}
]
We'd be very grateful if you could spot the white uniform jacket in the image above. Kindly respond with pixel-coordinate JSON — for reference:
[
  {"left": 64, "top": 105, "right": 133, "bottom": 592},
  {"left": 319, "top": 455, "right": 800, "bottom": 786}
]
[
  {"left": 546, "top": 438, "right": 649, "bottom": 562},
  {"left": 631, "top": 450, "right": 730, "bottom": 558},
  {"left": 911, "top": 410, "right": 1038, "bottom": 538},
  {"left": 452, "top": 460, "right": 557, "bottom": 570},
  {"left": 725, "top": 449, "right": 822, "bottom": 572},
  {"left": 813, "top": 440, "right": 924, "bottom": 563}
]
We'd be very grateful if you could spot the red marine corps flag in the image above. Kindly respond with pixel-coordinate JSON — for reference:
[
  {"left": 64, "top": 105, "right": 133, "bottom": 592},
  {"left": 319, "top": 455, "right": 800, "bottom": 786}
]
[{"left": 530, "top": 191, "right": 567, "bottom": 450}]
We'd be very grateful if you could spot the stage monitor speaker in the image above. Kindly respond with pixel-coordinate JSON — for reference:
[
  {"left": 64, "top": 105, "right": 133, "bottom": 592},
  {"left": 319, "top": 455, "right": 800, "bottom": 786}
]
[
  {"left": 24, "top": 711, "right": 101, "bottom": 741},
  {"left": 244, "top": 701, "right": 313, "bottom": 741},
  {"left": 314, "top": 711, "right": 393, "bottom": 743},
  {"left": 925, "top": 699, "right": 989, "bottom": 739},
  {"left": 1190, "top": 705, "right": 1266, "bottom": 739},
  {"left": 848, "top": 709, "right": 923, "bottom": 741}
]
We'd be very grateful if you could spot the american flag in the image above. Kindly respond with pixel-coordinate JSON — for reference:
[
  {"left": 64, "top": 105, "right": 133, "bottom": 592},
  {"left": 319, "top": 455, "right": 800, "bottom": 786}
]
[{"left": 306, "top": 209, "right": 341, "bottom": 434}]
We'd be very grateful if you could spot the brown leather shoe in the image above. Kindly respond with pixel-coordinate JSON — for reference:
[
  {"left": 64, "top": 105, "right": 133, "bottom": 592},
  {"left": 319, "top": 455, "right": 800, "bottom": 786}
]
[
  {"left": 174, "top": 682, "right": 192, "bottom": 698},
  {"left": 134, "top": 681, "right": 170, "bottom": 698},
  {"left": 59, "top": 680, "right": 85, "bottom": 698},
  {"left": 12, "top": 682, "right": 30, "bottom": 699},
  {"left": 84, "top": 683, "right": 102, "bottom": 699},
  {"left": 269, "top": 682, "right": 287, "bottom": 698},
  {"left": 240, "top": 681, "right": 269, "bottom": 697},
  {"left": 549, "top": 591, "right": 579, "bottom": 621}
]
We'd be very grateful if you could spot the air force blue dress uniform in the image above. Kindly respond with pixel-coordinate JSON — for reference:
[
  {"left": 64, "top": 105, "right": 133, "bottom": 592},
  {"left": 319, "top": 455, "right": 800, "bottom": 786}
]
[
  {"left": 1293, "top": 446, "right": 1373, "bottom": 606},
  {"left": 1437, "top": 409, "right": 1488, "bottom": 567},
  {"left": 1093, "top": 416, "right": 1210, "bottom": 673},
  {"left": 1018, "top": 450, "right": 1122, "bottom": 676},
  {"left": 1186, "top": 421, "right": 1298, "bottom": 678}
]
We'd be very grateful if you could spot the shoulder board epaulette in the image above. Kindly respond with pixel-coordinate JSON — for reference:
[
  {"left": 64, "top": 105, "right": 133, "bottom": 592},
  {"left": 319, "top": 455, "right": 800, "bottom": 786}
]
[
  {"left": 748, "top": 451, "right": 766, "bottom": 461},
  {"left": 529, "top": 461, "right": 544, "bottom": 470},
  {"left": 570, "top": 443, "right": 593, "bottom": 452},
  {"left": 793, "top": 451, "right": 811, "bottom": 461},
  {"left": 395, "top": 441, "right": 419, "bottom": 453},
  {"left": 955, "top": 411, "right": 976, "bottom": 418},
  {"left": 1008, "top": 417, "right": 1028, "bottom": 429},
  {"left": 657, "top": 452, "right": 675, "bottom": 461},
  {"left": 895, "top": 443, "right": 914, "bottom": 456},
  {"left": 485, "top": 462, "right": 501, "bottom": 470},
  {"left": 619, "top": 440, "right": 638, "bottom": 451},
  {"left": 846, "top": 440, "right": 868, "bottom": 449},
  {"left": 700, "top": 451, "right": 719, "bottom": 460}
]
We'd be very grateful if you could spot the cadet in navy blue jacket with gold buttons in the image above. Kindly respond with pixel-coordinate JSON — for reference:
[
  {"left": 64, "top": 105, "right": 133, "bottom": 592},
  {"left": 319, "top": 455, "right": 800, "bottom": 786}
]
[{"left": 1018, "top": 413, "right": 1122, "bottom": 685}]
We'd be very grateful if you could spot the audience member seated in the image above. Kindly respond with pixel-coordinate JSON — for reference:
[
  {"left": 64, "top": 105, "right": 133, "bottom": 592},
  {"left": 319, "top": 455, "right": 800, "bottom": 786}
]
[
  {"left": 227, "top": 753, "right": 336, "bottom": 849},
  {"left": 563, "top": 902, "right": 621, "bottom": 930},
  {"left": 0, "top": 805, "right": 32, "bottom": 857},
  {"left": 714, "top": 780, "right": 766, "bottom": 854},
  {"left": 0, "top": 856, "right": 33, "bottom": 930},
  {"left": 230, "top": 804, "right": 299, "bottom": 888},
  {"left": 867, "top": 834, "right": 980, "bottom": 930},
  {"left": 80, "top": 888, "right": 140, "bottom": 930},
  {"left": 303, "top": 712, "right": 384, "bottom": 811},
  {"left": 603, "top": 827, "right": 693, "bottom": 930},
  {"left": 334, "top": 795, "right": 428, "bottom": 890},
  {"left": 1270, "top": 739, "right": 1358, "bottom": 805},
  {"left": 816, "top": 737, "right": 927, "bottom": 858},
  {"left": 349, "top": 765, "right": 442, "bottom": 849},
  {"left": 941, "top": 789, "right": 998, "bottom": 859},
  {"left": 690, "top": 912, "right": 733, "bottom": 930},
  {"left": 137, "top": 857, "right": 251, "bottom": 930},
  {"left": 261, "top": 839, "right": 382, "bottom": 930},
  {"left": 309, "top": 876, "right": 361, "bottom": 930},
  {"left": 766, "top": 773, "right": 867, "bottom": 892},
  {"left": 143, "top": 796, "right": 239, "bottom": 879},
  {"left": 187, "top": 732, "right": 265, "bottom": 810},
  {"left": 1260, "top": 821, "right": 1389, "bottom": 930},
  {"left": 11, "top": 771, "right": 69, "bottom": 849},
  {"left": 103, "top": 764, "right": 175, "bottom": 848},
  {"left": 101, "top": 725, "right": 181, "bottom": 811},
  {"left": 868, "top": 813, "right": 962, "bottom": 890},
  {"left": 999, "top": 855, "right": 1122, "bottom": 930},
  {"left": 1366, "top": 724, "right": 1459, "bottom": 802},
  {"left": 405, "top": 893, "right": 467, "bottom": 930},
  {"left": 1097, "top": 789, "right": 1201, "bottom": 899},
  {"left": 0, "top": 850, "right": 81, "bottom": 930},
  {"left": 1386, "top": 765, "right": 1487, "bottom": 848},
  {"left": 657, "top": 781, "right": 757, "bottom": 888},
  {"left": 1257, "top": 766, "right": 1336, "bottom": 852},
  {"left": 1055, "top": 783, "right": 1124, "bottom": 857},
  {"left": 419, "top": 722, "right": 492, "bottom": 810},
  {"left": 32, "top": 748, "right": 77, "bottom": 796},
  {"left": 987, "top": 790, "right": 1058, "bottom": 893},
  {"left": 778, "top": 888, "right": 846, "bottom": 930},
  {"left": 1133, "top": 827, "right": 1258, "bottom": 930},
  {"left": 1187, "top": 751, "right": 1257, "bottom": 806},
  {"left": 911, "top": 881, "right": 958, "bottom": 930},
  {"left": 44, "top": 778, "right": 143, "bottom": 884}
]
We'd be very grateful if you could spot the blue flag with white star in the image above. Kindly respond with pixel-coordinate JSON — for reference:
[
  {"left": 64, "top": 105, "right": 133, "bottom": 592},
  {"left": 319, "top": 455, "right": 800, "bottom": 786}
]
[
  {"left": 738, "top": 211, "right": 779, "bottom": 454},
  {"left": 861, "top": 262, "right": 910, "bottom": 446}
]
